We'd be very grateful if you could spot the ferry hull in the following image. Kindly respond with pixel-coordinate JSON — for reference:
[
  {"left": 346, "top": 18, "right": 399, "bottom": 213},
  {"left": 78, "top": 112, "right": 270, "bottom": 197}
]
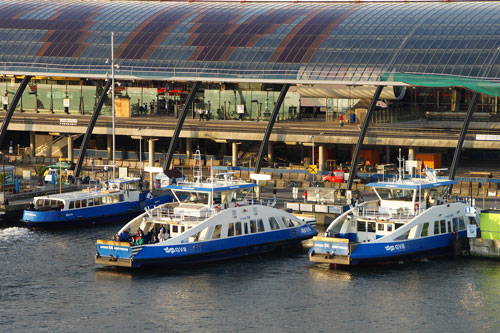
[
  {"left": 96, "top": 227, "right": 318, "bottom": 268},
  {"left": 309, "top": 230, "right": 469, "bottom": 266}
]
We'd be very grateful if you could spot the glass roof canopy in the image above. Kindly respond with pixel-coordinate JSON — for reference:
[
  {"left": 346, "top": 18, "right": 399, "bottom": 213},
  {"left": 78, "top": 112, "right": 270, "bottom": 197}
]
[{"left": 1, "top": 0, "right": 500, "bottom": 87}]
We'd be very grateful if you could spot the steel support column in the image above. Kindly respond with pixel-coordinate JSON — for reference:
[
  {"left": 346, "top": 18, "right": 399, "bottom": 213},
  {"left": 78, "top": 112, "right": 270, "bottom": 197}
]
[
  {"left": 164, "top": 81, "right": 201, "bottom": 171},
  {"left": 0, "top": 76, "right": 32, "bottom": 148},
  {"left": 74, "top": 80, "right": 112, "bottom": 178},
  {"left": 255, "top": 84, "right": 290, "bottom": 174},
  {"left": 347, "top": 85, "right": 384, "bottom": 190},
  {"left": 449, "top": 92, "right": 478, "bottom": 181}
]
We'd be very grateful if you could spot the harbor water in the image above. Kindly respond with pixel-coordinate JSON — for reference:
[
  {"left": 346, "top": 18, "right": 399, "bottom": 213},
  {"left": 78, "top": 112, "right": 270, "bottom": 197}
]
[{"left": 0, "top": 223, "right": 499, "bottom": 332}]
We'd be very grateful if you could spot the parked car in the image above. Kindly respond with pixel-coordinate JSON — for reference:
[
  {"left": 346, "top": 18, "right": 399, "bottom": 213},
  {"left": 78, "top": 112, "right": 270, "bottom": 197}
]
[
  {"left": 48, "top": 160, "right": 75, "bottom": 170},
  {"left": 323, "top": 169, "right": 347, "bottom": 183}
]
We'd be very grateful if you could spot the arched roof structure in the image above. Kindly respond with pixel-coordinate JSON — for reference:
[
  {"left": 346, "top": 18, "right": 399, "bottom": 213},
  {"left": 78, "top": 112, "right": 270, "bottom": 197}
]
[{"left": 1, "top": 0, "right": 500, "bottom": 87}]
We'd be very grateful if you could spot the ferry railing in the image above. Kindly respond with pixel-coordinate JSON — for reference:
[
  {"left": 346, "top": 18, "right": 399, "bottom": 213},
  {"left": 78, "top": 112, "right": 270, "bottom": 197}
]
[{"left": 357, "top": 206, "right": 416, "bottom": 220}]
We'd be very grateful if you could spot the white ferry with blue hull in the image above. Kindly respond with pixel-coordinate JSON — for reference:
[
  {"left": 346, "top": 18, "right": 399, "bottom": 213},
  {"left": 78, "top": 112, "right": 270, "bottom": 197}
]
[
  {"left": 95, "top": 173, "right": 317, "bottom": 268},
  {"left": 22, "top": 178, "right": 172, "bottom": 228},
  {"left": 309, "top": 166, "right": 480, "bottom": 266}
]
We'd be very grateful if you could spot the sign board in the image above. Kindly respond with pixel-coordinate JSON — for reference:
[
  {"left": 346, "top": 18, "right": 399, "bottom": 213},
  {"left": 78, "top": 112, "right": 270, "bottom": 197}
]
[
  {"left": 59, "top": 118, "right": 77, "bottom": 126},
  {"left": 250, "top": 173, "right": 271, "bottom": 181},
  {"left": 406, "top": 160, "right": 418, "bottom": 172},
  {"left": 118, "top": 167, "right": 128, "bottom": 178},
  {"left": 300, "top": 203, "right": 314, "bottom": 212},
  {"left": 23, "top": 170, "right": 31, "bottom": 180},
  {"left": 2, "top": 96, "right": 8, "bottom": 105},
  {"left": 328, "top": 205, "right": 343, "bottom": 214},
  {"left": 308, "top": 164, "right": 318, "bottom": 174},
  {"left": 63, "top": 98, "right": 70, "bottom": 108},
  {"left": 292, "top": 187, "right": 298, "bottom": 199},
  {"left": 286, "top": 202, "right": 300, "bottom": 211},
  {"left": 315, "top": 205, "right": 328, "bottom": 213},
  {"left": 144, "top": 166, "right": 163, "bottom": 173},
  {"left": 346, "top": 190, "right": 352, "bottom": 200},
  {"left": 467, "top": 224, "right": 477, "bottom": 238},
  {"left": 237, "top": 104, "right": 245, "bottom": 114}
]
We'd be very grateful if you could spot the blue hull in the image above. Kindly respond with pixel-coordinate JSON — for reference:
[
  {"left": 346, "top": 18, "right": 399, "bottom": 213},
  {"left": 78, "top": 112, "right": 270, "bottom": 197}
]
[
  {"left": 97, "top": 226, "right": 318, "bottom": 268},
  {"left": 22, "top": 194, "right": 172, "bottom": 228},
  {"left": 310, "top": 230, "right": 469, "bottom": 265}
]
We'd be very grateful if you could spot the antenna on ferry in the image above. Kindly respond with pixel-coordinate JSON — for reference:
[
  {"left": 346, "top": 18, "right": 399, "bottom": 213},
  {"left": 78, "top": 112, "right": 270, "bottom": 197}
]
[{"left": 397, "top": 148, "right": 403, "bottom": 183}]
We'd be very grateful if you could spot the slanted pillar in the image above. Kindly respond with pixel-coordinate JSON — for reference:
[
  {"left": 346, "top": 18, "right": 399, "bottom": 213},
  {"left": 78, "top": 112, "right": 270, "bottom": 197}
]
[
  {"left": 232, "top": 142, "right": 238, "bottom": 167},
  {"left": 29, "top": 132, "right": 35, "bottom": 157},
  {"left": 0, "top": 76, "right": 32, "bottom": 148},
  {"left": 255, "top": 84, "right": 290, "bottom": 174},
  {"left": 164, "top": 81, "right": 201, "bottom": 170},
  {"left": 347, "top": 85, "right": 384, "bottom": 190},
  {"left": 67, "top": 136, "right": 74, "bottom": 162},
  {"left": 319, "top": 145, "right": 325, "bottom": 172},
  {"left": 449, "top": 92, "right": 479, "bottom": 180},
  {"left": 186, "top": 138, "right": 192, "bottom": 158},
  {"left": 75, "top": 80, "right": 112, "bottom": 177},
  {"left": 267, "top": 142, "right": 274, "bottom": 165}
]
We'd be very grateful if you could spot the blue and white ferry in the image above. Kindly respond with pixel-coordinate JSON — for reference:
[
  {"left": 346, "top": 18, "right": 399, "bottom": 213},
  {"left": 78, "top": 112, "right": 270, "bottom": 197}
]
[
  {"left": 22, "top": 178, "right": 172, "bottom": 228},
  {"left": 95, "top": 173, "right": 317, "bottom": 268},
  {"left": 309, "top": 166, "right": 480, "bottom": 266}
]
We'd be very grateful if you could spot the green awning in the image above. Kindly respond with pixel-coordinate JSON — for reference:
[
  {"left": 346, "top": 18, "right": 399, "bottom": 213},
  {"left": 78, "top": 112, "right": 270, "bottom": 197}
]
[{"left": 381, "top": 73, "right": 500, "bottom": 97}]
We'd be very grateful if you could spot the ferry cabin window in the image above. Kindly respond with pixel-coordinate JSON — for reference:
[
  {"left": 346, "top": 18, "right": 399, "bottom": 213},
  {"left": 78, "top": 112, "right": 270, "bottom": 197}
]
[
  {"left": 357, "top": 221, "right": 366, "bottom": 232},
  {"left": 243, "top": 222, "right": 249, "bottom": 235},
  {"left": 282, "top": 217, "right": 296, "bottom": 228},
  {"left": 257, "top": 219, "right": 265, "bottom": 232},
  {"left": 440, "top": 220, "right": 446, "bottom": 233},
  {"left": 88, "top": 199, "right": 94, "bottom": 207},
  {"left": 377, "top": 223, "right": 385, "bottom": 232},
  {"left": 119, "top": 194, "right": 124, "bottom": 202},
  {"left": 75, "top": 200, "right": 81, "bottom": 209},
  {"left": 447, "top": 220, "right": 452, "bottom": 233},
  {"left": 250, "top": 220, "right": 257, "bottom": 233},
  {"left": 228, "top": 223, "right": 235, "bottom": 237},
  {"left": 395, "top": 223, "right": 404, "bottom": 230},
  {"left": 375, "top": 188, "right": 414, "bottom": 201},
  {"left": 421, "top": 222, "right": 429, "bottom": 237},
  {"left": 172, "top": 225, "right": 178, "bottom": 233},
  {"left": 452, "top": 218, "right": 458, "bottom": 232},
  {"left": 434, "top": 221, "right": 440, "bottom": 235},
  {"left": 468, "top": 216, "right": 478, "bottom": 225},
  {"left": 387, "top": 224, "right": 393, "bottom": 232},
  {"left": 69, "top": 201, "right": 75, "bottom": 209},
  {"left": 212, "top": 224, "right": 222, "bottom": 239},
  {"left": 269, "top": 217, "right": 280, "bottom": 230},
  {"left": 235, "top": 222, "right": 242, "bottom": 235},
  {"left": 367, "top": 222, "right": 376, "bottom": 233},
  {"left": 81, "top": 199, "right": 87, "bottom": 208},
  {"left": 94, "top": 197, "right": 100, "bottom": 206},
  {"left": 459, "top": 217, "right": 466, "bottom": 230},
  {"left": 113, "top": 195, "right": 120, "bottom": 203}
]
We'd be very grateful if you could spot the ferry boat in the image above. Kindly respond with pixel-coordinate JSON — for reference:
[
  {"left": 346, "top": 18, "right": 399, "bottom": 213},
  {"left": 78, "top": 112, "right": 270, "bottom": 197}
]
[
  {"left": 309, "top": 161, "right": 481, "bottom": 266},
  {"left": 22, "top": 178, "right": 172, "bottom": 228},
  {"left": 95, "top": 172, "right": 318, "bottom": 268}
]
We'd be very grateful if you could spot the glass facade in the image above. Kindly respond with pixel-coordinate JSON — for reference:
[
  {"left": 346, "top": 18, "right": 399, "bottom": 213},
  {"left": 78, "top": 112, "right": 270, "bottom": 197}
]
[{"left": 0, "top": 1, "right": 499, "bottom": 82}]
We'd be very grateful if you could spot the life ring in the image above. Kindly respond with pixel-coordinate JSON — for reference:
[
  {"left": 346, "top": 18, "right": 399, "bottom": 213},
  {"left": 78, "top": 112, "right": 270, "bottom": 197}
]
[
  {"left": 215, "top": 205, "right": 220, "bottom": 212},
  {"left": 414, "top": 203, "right": 419, "bottom": 212},
  {"left": 235, "top": 203, "right": 240, "bottom": 207}
]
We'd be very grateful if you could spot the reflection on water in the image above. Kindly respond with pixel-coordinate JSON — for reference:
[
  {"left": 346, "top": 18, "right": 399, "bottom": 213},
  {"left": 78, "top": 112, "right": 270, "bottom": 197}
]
[{"left": 0, "top": 222, "right": 499, "bottom": 331}]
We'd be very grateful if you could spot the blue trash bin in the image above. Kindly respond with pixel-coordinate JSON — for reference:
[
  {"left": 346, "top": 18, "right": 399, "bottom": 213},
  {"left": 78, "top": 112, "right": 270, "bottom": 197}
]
[{"left": 350, "top": 113, "right": 356, "bottom": 123}]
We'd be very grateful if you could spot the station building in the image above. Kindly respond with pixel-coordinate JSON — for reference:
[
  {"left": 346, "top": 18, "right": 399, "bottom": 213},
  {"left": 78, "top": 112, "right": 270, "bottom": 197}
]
[{"left": 1, "top": 0, "right": 500, "bottom": 173}]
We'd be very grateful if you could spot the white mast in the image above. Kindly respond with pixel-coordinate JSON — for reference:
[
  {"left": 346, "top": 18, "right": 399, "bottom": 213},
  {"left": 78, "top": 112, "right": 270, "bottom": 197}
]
[{"left": 111, "top": 31, "right": 116, "bottom": 178}]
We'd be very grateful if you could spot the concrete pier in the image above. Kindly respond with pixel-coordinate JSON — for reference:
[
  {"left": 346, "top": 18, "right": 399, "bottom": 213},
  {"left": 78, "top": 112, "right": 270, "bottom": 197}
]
[{"left": 469, "top": 239, "right": 500, "bottom": 259}]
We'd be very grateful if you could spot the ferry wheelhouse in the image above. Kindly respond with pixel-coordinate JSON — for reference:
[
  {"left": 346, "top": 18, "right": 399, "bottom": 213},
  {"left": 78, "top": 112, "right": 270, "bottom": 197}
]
[
  {"left": 95, "top": 173, "right": 317, "bottom": 268},
  {"left": 22, "top": 178, "right": 172, "bottom": 228},
  {"left": 309, "top": 168, "right": 480, "bottom": 266}
]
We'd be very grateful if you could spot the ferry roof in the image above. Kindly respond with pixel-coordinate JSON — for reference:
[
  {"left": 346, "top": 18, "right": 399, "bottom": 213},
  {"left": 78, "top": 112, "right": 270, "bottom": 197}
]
[
  {"left": 109, "top": 177, "right": 140, "bottom": 184},
  {"left": 366, "top": 179, "right": 457, "bottom": 190},
  {"left": 165, "top": 181, "right": 256, "bottom": 193},
  {"left": 34, "top": 189, "right": 118, "bottom": 201}
]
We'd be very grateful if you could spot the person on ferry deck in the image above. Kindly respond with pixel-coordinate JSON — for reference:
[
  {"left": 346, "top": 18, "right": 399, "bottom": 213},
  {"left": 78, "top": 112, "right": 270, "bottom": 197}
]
[
  {"left": 146, "top": 191, "right": 154, "bottom": 199},
  {"left": 158, "top": 228, "right": 167, "bottom": 242},
  {"left": 134, "top": 230, "right": 144, "bottom": 246},
  {"left": 28, "top": 202, "right": 35, "bottom": 211}
]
